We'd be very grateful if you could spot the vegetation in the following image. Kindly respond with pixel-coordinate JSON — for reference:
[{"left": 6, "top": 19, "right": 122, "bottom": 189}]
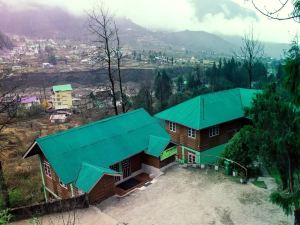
[
  {"left": 0, "top": 209, "right": 11, "bottom": 225},
  {"left": 222, "top": 42, "right": 300, "bottom": 224}
]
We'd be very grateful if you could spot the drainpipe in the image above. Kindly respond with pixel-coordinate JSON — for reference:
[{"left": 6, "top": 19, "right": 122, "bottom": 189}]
[
  {"left": 181, "top": 146, "right": 185, "bottom": 163},
  {"left": 38, "top": 156, "right": 48, "bottom": 202}
]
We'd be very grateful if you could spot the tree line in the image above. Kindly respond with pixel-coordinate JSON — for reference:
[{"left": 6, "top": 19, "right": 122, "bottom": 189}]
[{"left": 133, "top": 56, "right": 269, "bottom": 114}]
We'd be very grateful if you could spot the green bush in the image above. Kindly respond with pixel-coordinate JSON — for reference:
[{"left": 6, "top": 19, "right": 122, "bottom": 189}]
[
  {"left": 0, "top": 210, "right": 11, "bottom": 225},
  {"left": 9, "top": 189, "right": 24, "bottom": 208},
  {"left": 222, "top": 125, "right": 256, "bottom": 168}
]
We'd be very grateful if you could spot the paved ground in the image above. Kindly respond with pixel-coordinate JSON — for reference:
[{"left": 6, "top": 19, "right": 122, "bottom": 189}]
[
  {"left": 14, "top": 165, "right": 292, "bottom": 225},
  {"left": 99, "top": 165, "right": 292, "bottom": 225},
  {"left": 13, "top": 206, "right": 117, "bottom": 225}
]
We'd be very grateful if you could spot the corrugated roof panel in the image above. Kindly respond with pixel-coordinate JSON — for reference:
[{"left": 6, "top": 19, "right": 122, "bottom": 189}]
[{"left": 155, "top": 88, "right": 260, "bottom": 129}]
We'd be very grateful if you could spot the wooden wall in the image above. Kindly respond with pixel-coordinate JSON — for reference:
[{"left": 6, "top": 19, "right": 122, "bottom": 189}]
[
  {"left": 142, "top": 153, "right": 175, "bottom": 168},
  {"left": 199, "top": 118, "right": 249, "bottom": 151},
  {"left": 88, "top": 175, "right": 115, "bottom": 204},
  {"left": 165, "top": 121, "right": 200, "bottom": 150},
  {"left": 130, "top": 153, "right": 142, "bottom": 172},
  {"left": 142, "top": 153, "right": 160, "bottom": 168},
  {"left": 165, "top": 118, "right": 250, "bottom": 152},
  {"left": 40, "top": 154, "right": 81, "bottom": 200}
]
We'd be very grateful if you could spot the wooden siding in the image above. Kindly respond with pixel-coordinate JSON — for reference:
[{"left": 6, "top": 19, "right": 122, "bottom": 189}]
[
  {"left": 130, "top": 153, "right": 142, "bottom": 172},
  {"left": 142, "top": 153, "right": 175, "bottom": 168},
  {"left": 200, "top": 118, "right": 249, "bottom": 151},
  {"left": 160, "top": 155, "right": 175, "bottom": 168},
  {"left": 165, "top": 121, "right": 200, "bottom": 150},
  {"left": 166, "top": 118, "right": 250, "bottom": 152},
  {"left": 40, "top": 154, "right": 74, "bottom": 199},
  {"left": 142, "top": 153, "right": 160, "bottom": 168},
  {"left": 88, "top": 175, "right": 115, "bottom": 204}
]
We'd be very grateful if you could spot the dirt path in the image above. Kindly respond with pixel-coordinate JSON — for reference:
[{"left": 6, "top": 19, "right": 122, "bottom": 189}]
[{"left": 99, "top": 166, "right": 292, "bottom": 225}]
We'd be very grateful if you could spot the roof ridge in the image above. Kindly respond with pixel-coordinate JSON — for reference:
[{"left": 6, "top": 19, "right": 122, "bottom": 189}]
[
  {"left": 37, "top": 108, "right": 147, "bottom": 141},
  {"left": 67, "top": 119, "right": 161, "bottom": 152}
]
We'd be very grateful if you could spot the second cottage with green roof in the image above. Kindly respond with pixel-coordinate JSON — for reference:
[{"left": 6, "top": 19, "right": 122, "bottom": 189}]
[{"left": 155, "top": 88, "right": 260, "bottom": 165}]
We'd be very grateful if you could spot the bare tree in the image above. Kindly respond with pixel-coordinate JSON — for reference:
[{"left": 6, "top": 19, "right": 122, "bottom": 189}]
[
  {"left": 87, "top": 2, "right": 119, "bottom": 115},
  {"left": 250, "top": 0, "right": 300, "bottom": 22},
  {"left": 114, "top": 22, "right": 126, "bottom": 113},
  {"left": 240, "top": 27, "right": 264, "bottom": 88}
]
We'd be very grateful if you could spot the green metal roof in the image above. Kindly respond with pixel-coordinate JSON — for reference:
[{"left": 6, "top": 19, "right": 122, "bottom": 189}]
[
  {"left": 155, "top": 88, "right": 260, "bottom": 130},
  {"left": 200, "top": 143, "right": 227, "bottom": 164},
  {"left": 75, "top": 163, "right": 119, "bottom": 193},
  {"left": 146, "top": 135, "right": 170, "bottom": 157},
  {"left": 52, "top": 84, "right": 73, "bottom": 92},
  {"left": 35, "top": 108, "right": 170, "bottom": 192}
]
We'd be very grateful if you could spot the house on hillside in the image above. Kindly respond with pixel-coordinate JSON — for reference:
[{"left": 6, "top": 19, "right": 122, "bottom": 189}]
[
  {"left": 23, "top": 109, "right": 176, "bottom": 204},
  {"left": 51, "top": 84, "right": 73, "bottom": 110},
  {"left": 155, "top": 88, "right": 260, "bottom": 165},
  {"left": 20, "top": 96, "right": 40, "bottom": 109}
]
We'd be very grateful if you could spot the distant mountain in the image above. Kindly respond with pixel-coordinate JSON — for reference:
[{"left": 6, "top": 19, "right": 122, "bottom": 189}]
[
  {"left": 0, "top": 5, "right": 86, "bottom": 39},
  {"left": 0, "top": 4, "right": 288, "bottom": 58},
  {"left": 220, "top": 35, "right": 289, "bottom": 58},
  {"left": 0, "top": 31, "right": 13, "bottom": 50}
]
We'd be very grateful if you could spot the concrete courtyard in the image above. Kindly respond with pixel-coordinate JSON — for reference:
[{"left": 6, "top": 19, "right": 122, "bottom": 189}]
[
  {"left": 99, "top": 165, "right": 292, "bottom": 225},
  {"left": 14, "top": 165, "right": 292, "bottom": 225}
]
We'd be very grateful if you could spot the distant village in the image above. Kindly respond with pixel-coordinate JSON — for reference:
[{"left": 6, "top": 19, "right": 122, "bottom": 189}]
[{"left": 0, "top": 35, "right": 230, "bottom": 78}]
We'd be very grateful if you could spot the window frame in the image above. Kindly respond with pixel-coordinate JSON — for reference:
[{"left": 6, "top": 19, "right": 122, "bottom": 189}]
[
  {"left": 187, "top": 127, "right": 196, "bottom": 139},
  {"left": 188, "top": 152, "right": 196, "bottom": 164},
  {"left": 43, "top": 162, "right": 52, "bottom": 178},
  {"left": 169, "top": 121, "right": 176, "bottom": 132},
  {"left": 59, "top": 179, "right": 68, "bottom": 189},
  {"left": 209, "top": 126, "right": 220, "bottom": 137}
]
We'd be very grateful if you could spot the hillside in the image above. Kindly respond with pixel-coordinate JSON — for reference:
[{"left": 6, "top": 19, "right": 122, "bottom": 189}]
[
  {"left": 0, "top": 31, "right": 13, "bottom": 50},
  {"left": 0, "top": 4, "right": 287, "bottom": 57}
]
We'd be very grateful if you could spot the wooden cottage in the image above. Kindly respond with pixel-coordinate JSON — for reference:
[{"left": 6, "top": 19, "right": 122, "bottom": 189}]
[
  {"left": 23, "top": 109, "right": 176, "bottom": 204},
  {"left": 155, "top": 88, "right": 260, "bottom": 165}
]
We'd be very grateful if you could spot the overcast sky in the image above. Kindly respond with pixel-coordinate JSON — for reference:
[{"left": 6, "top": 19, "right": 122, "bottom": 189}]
[{"left": 2, "top": 0, "right": 299, "bottom": 43}]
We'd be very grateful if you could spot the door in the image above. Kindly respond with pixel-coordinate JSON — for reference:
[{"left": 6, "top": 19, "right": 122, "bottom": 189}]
[
  {"left": 188, "top": 152, "right": 196, "bottom": 164},
  {"left": 110, "top": 163, "right": 121, "bottom": 182},
  {"left": 121, "top": 159, "right": 131, "bottom": 178}
]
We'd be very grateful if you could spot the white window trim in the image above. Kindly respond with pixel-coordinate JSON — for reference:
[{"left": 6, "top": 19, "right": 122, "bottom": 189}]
[
  {"left": 187, "top": 128, "right": 196, "bottom": 139},
  {"left": 188, "top": 152, "right": 196, "bottom": 164},
  {"left": 209, "top": 126, "right": 220, "bottom": 137},
  {"left": 169, "top": 121, "right": 176, "bottom": 132},
  {"left": 59, "top": 179, "right": 68, "bottom": 189},
  {"left": 43, "top": 162, "right": 52, "bottom": 179}
]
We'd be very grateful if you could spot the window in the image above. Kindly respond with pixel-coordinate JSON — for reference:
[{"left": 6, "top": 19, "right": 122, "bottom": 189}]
[
  {"left": 209, "top": 126, "right": 220, "bottom": 137},
  {"left": 169, "top": 122, "right": 176, "bottom": 132},
  {"left": 188, "top": 152, "right": 196, "bottom": 164},
  {"left": 57, "top": 98, "right": 60, "bottom": 101},
  {"left": 44, "top": 162, "right": 52, "bottom": 178},
  {"left": 188, "top": 128, "right": 196, "bottom": 138},
  {"left": 59, "top": 179, "right": 68, "bottom": 189}
]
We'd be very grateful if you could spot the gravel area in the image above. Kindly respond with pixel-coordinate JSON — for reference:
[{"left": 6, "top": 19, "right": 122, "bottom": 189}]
[{"left": 99, "top": 165, "right": 292, "bottom": 225}]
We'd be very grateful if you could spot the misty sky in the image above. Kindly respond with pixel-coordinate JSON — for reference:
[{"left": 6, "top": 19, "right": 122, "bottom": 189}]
[{"left": 2, "top": 0, "right": 300, "bottom": 43}]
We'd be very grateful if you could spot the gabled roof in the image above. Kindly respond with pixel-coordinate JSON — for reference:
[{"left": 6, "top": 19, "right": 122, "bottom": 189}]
[
  {"left": 155, "top": 88, "right": 260, "bottom": 130},
  {"left": 25, "top": 109, "right": 170, "bottom": 192},
  {"left": 52, "top": 84, "right": 73, "bottom": 92},
  {"left": 75, "top": 163, "right": 120, "bottom": 193}
]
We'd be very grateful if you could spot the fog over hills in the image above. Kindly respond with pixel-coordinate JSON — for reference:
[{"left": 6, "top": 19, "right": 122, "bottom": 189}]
[{"left": 0, "top": 4, "right": 288, "bottom": 58}]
